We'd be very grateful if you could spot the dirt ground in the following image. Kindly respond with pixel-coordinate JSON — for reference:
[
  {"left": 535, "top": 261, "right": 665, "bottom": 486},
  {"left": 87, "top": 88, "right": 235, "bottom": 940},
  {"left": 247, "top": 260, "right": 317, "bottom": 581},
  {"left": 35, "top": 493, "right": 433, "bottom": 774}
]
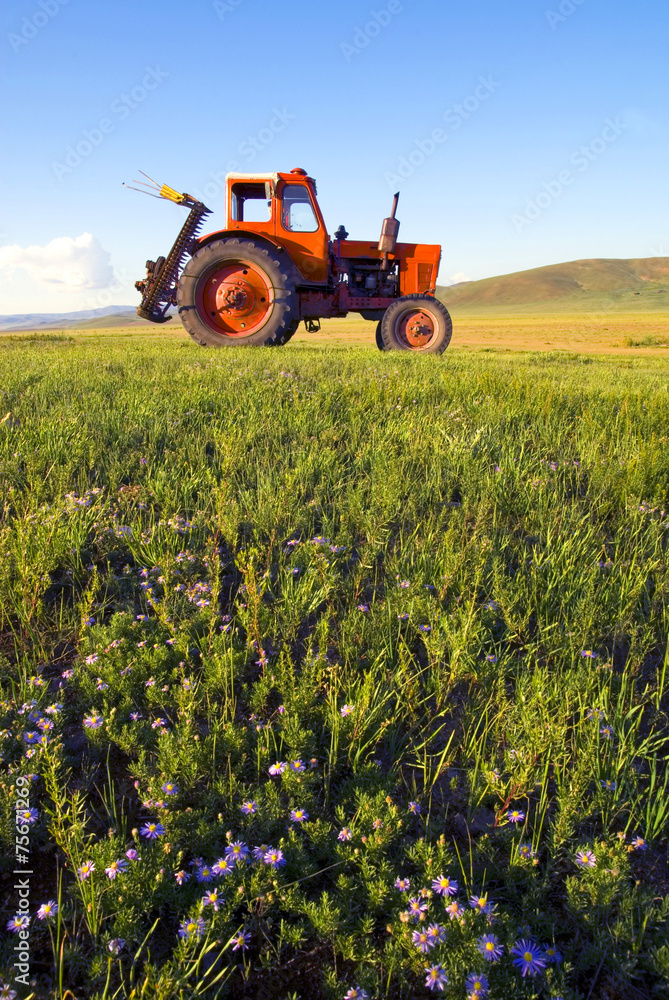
[
  {"left": 14, "top": 311, "right": 669, "bottom": 357},
  {"left": 289, "top": 312, "right": 669, "bottom": 355}
]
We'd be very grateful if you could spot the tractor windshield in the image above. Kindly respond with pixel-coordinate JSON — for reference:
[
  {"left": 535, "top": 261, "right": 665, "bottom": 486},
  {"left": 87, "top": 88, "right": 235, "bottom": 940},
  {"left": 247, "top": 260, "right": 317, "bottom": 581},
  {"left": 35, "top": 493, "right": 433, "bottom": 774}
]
[{"left": 281, "top": 184, "right": 318, "bottom": 233}]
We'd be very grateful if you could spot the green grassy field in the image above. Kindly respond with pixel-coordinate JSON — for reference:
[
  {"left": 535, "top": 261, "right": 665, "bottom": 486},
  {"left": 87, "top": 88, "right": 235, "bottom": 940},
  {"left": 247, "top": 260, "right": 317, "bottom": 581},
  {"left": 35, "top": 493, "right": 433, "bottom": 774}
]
[{"left": 1, "top": 326, "right": 668, "bottom": 1000}]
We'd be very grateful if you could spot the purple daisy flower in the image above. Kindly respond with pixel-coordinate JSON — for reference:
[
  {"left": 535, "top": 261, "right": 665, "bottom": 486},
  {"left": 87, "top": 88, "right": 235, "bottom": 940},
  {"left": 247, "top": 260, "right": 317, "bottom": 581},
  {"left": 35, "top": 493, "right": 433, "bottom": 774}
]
[
  {"left": 338, "top": 827, "right": 353, "bottom": 842},
  {"left": 263, "top": 847, "right": 286, "bottom": 868},
  {"left": 290, "top": 808, "right": 309, "bottom": 823},
  {"left": 36, "top": 901, "right": 58, "bottom": 920},
  {"left": 16, "top": 807, "right": 39, "bottom": 824},
  {"left": 394, "top": 877, "right": 410, "bottom": 891},
  {"left": 108, "top": 938, "right": 125, "bottom": 954},
  {"left": 231, "top": 929, "right": 251, "bottom": 951},
  {"left": 83, "top": 712, "right": 103, "bottom": 729},
  {"left": 465, "top": 971, "right": 489, "bottom": 996},
  {"left": 269, "top": 761, "right": 287, "bottom": 776},
  {"left": 196, "top": 863, "right": 217, "bottom": 882},
  {"left": 105, "top": 859, "right": 128, "bottom": 879},
  {"left": 161, "top": 781, "right": 178, "bottom": 796},
  {"left": 477, "top": 933, "right": 503, "bottom": 962},
  {"left": 507, "top": 808, "right": 525, "bottom": 823},
  {"left": 6, "top": 914, "right": 30, "bottom": 933},
  {"left": 432, "top": 875, "right": 458, "bottom": 896},
  {"left": 510, "top": 939, "right": 546, "bottom": 977},
  {"left": 140, "top": 821, "right": 165, "bottom": 839},
  {"left": 407, "top": 896, "right": 428, "bottom": 921},
  {"left": 575, "top": 849, "right": 596, "bottom": 868},
  {"left": 240, "top": 800, "right": 257, "bottom": 815},
  {"left": 412, "top": 928, "right": 432, "bottom": 953},
  {"left": 178, "top": 916, "right": 206, "bottom": 940},
  {"left": 77, "top": 860, "right": 95, "bottom": 880},
  {"left": 424, "top": 964, "right": 448, "bottom": 991},
  {"left": 225, "top": 841, "right": 249, "bottom": 861},
  {"left": 426, "top": 923, "right": 445, "bottom": 945},
  {"left": 203, "top": 889, "right": 222, "bottom": 910},
  {"left": 212, "top": 856, "right": 235, "bottom": 877},
  {"left": 340, "top": 704, "right": 354, "bottom": 716}
]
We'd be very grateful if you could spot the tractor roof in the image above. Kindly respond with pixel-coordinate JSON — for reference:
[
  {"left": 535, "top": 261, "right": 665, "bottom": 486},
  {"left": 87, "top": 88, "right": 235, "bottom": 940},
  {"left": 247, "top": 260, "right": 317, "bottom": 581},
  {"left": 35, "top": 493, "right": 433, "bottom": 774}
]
[
  {"left": 226, "top": 169, "right": 314, "bottom": 186},
  {"left": 226, "top": 172, "right": 281, "bottom": 184}
]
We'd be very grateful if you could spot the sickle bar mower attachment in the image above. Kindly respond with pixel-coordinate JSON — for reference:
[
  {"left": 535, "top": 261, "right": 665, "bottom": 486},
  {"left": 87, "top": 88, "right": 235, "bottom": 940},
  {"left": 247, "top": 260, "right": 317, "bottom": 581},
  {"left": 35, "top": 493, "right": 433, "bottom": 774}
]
[{"left": 127, "top": 174, "right": 211, "bottom": 323}]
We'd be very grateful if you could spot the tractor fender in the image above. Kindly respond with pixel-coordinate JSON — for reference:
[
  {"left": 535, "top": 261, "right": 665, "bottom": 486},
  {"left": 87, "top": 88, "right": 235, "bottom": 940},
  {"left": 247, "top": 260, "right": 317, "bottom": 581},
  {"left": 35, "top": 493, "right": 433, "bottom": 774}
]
[
  {"left": 193, "top": 229, "right": 320, "bottom": 288},
  {"left": 196, "top": 227, "right": 284, "bottom": 255}
]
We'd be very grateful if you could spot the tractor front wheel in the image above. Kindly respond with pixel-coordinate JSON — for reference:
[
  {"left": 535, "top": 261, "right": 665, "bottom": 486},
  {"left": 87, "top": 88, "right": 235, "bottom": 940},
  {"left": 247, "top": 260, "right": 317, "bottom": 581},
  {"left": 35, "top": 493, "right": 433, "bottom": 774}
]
[
  {"left": 375, "top": 320, "right": 387, "bottom": 351},
  {"left": 177, "top": 238, "right": 298, "bottom": 347},
  {"left": 379, "top": 295, "right": 452, "bottom": 354}
]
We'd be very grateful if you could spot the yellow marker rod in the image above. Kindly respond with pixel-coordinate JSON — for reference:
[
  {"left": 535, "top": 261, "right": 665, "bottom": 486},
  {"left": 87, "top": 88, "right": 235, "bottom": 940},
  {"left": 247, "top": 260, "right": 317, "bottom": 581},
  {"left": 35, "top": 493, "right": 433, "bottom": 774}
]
[{"left": 159, "top": 184, "right": 186, "bottom": 204}]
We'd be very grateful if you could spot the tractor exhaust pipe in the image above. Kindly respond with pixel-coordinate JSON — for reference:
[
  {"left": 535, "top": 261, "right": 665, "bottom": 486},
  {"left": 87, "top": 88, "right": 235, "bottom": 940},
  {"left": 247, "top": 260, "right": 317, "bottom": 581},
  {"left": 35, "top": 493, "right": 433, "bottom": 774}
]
[{"left": 378, "top": 191, "right": 400, "bottom": 271}]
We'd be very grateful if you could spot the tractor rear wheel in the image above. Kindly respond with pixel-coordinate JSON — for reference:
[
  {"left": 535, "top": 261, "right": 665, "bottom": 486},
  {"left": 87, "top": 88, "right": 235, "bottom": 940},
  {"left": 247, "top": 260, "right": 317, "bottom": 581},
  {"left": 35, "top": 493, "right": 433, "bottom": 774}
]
[
  {"left": 177, "top": 238, "right": 298, "bottom": 347},
  {"left": 380, "top": 295, "right": 452, "bottom": 354}
]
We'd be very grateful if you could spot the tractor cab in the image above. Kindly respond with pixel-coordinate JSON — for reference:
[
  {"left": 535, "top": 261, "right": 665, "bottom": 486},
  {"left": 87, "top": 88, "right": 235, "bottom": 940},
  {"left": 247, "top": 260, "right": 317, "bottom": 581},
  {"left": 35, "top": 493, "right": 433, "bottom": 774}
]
[{"left": 220, "top": 168, "right": 329, "bottom": 283}]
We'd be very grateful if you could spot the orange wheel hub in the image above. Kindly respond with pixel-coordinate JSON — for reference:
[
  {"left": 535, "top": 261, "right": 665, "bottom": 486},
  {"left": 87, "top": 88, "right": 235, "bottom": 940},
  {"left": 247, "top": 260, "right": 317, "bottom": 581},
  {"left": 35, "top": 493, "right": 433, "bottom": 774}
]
[
  {"left": 398, "top": 310, "right": 435, "bottom": 349},
  {"left": 197, "top": 262, "right": 273, "bottom": 336}
]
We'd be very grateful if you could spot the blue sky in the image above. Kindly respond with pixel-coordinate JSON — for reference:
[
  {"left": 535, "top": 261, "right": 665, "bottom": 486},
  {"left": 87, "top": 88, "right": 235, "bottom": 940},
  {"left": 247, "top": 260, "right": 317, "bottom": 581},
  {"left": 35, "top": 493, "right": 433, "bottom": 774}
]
[{"left": 0, "top": 0, "right": 667, "bottom": 313}]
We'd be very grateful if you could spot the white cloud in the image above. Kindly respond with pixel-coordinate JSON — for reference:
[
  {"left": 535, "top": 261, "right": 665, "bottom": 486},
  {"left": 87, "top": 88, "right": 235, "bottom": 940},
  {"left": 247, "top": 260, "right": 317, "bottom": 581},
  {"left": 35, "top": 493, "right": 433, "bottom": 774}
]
[
  {"left": 0, "top": 233, "right": 114, "bottom": 291},
  {"left": 445, "top": 271, "right": 471, "bottom": 285}
]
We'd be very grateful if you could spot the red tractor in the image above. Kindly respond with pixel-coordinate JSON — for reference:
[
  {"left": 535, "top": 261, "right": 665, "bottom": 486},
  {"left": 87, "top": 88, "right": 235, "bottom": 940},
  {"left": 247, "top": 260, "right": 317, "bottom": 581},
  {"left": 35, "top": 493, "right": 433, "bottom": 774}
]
[{"left": 131, "top": 169, "right": 452, "bottom": 353}]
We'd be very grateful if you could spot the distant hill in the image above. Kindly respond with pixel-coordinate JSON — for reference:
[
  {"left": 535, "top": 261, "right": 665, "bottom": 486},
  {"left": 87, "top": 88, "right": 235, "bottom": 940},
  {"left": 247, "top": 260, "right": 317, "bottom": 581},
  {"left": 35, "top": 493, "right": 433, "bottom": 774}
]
[
  {"left": 437, "top": 257, "right": 669, "bottom": 313},
  {"left": 0, "top": 306, "right": 140, "bottom": 332}
]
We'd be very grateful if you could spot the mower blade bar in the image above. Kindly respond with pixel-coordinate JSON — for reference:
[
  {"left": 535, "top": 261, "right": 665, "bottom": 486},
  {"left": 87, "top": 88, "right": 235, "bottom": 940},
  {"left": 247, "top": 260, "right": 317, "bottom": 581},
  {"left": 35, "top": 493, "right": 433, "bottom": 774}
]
[{"left": 136, "top": 199, "right": 211, "bottom": 323}]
